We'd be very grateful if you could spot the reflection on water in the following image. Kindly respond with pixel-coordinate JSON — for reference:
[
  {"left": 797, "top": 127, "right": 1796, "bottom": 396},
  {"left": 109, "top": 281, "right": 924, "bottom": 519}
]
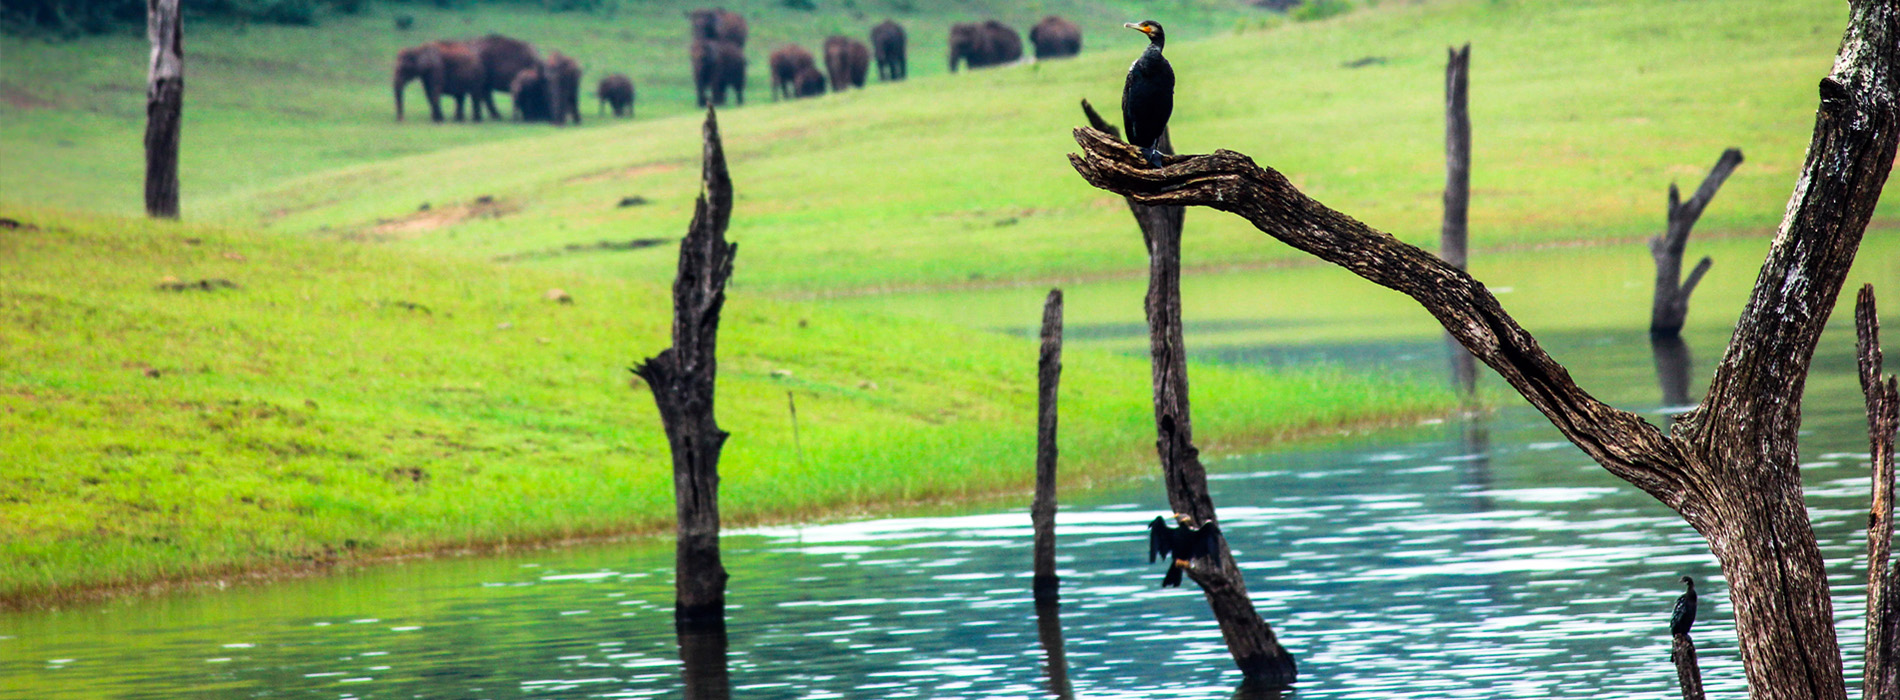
[{"left": 4, "top": 288, "right": 1895, "bottom": 698}]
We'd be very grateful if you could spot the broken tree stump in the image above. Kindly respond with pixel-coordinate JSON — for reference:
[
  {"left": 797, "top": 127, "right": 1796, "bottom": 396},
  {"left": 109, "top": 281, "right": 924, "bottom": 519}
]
[
  {"left": 144, "top": 0, "right": 183, "bottom": 219},
  {"left": 1648, "top": 148, "right": 1743, "bottom": 338},
  {"left": 1441, "top": 44, "right": 1477, "bottom": 395},
  {"left": 1671, "top": 635, "right": 1707, "bottom": 700},
  {"left": 633, "top": 107, "right": 738, "bottom": 629},
  {"left": 1078, "top": 98, "right": 1298, "bottom": 685},
  {"left": 1860, "top": 285, "right": 1900, "bottom": 700},
  {"left": 1032, "top": 288, "right": 1064, "bottom": 603}
]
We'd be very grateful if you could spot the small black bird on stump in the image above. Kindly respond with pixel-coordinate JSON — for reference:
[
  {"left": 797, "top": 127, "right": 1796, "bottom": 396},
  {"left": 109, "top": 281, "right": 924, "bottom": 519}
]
[
  {"left": 1671, "top": 575, "right": 1698, "bottom": 637},
  {"left": 1120, "top": 20, "right": 1173, "bottom": 169},
  {"left": 1148, "top": 513, "right": 1221, "bottom": 588}
]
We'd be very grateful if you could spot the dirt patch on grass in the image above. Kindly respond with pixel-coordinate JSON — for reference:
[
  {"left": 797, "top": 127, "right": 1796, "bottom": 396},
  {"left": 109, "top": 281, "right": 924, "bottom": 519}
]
[
  {"left": 0, "top": 82, "right": 56, "bottom": 110},
  {"left": 349, "top": 196, "right": 520, "bottom": 242},
  {"left": 563, "top": 161, "right": 686, "bottom": 185}
]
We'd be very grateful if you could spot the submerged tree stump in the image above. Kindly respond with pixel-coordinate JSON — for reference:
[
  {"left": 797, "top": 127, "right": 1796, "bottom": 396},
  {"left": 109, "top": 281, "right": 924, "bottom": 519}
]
[
  {"left": 1079, "top": 98, "right": 1298, "bottom": 685},
  {"left": 1032, "top": 288, "right": 1064, "bottom": 603},
  {"left": 633, "top": 108, "right": 738, "bottom": 629},
  {"left": 1441, "top": 44, "right": 1477, "bottom": 395},
  {"left": 144, "top": 0, "right": 182, "bottom": 219},
  {"left": 1671, "top": 635, "right": 1706, "bottom": 700},
  {"left": 1648, "top": 148, "right": 1743, "bottom": 338},
  {"left": 1860, "top": 285, "right": 1900, "bottom": 700}
]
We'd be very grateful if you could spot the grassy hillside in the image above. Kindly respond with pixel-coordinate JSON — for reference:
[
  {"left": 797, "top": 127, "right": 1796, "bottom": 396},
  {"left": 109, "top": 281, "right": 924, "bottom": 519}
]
[
  {"left": 4, "top": 0, "right": 1885, "bottom": 298},
  {"left": 0, "top": 206, "right": 1450, "bottom": 605}
]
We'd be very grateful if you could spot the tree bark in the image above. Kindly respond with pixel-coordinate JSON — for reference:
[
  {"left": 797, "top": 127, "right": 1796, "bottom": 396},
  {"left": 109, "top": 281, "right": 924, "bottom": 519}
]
[
  {"left": 1860, "top": 285, "right": 1900, "bottom": 700},
  {"left": 1441, "top": 43, "right": 1471, "bottom": 270},
  {"left": 1649, "top": 148, "right": 1743, "bottom": 338},
  {"left": 1066, "top": 3, "right": 1895, "bottom": 694},
  {"left": 1079, "top": 98, "right": 1297, "bottom": 685},
  {"left": 1032, "top": 288, "right": 1064, "bottom": 603},
  {"left": 633, "top": 108, "right": 737, "bottom": 630},
  {"left": 1651, "top": 334, "right": 1695, "bottom": 408},
  {"left": 144, "top": 0, "right": 182, "bottom": 219},
  {"left": 1672, "top": 635, "right": 1707, "bottom": 700}
]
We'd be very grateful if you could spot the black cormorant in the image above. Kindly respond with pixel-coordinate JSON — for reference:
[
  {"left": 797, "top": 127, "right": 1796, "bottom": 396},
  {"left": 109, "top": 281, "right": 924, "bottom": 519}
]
[
  {"left": 1120, "top": 20, "right": 1174, "bottom": 169},
  {"left": 1671, "top": 576, "right": 1698, "bottom": 636},
  {"left": 1147, "top": 513, "right": 1220, "bottom": 588}
]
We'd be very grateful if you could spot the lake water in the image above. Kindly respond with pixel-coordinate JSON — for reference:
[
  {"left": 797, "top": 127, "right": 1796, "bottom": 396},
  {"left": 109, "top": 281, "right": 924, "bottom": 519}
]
[{"left": 5, "top": 235, "right": 1897, "bottom": 698}]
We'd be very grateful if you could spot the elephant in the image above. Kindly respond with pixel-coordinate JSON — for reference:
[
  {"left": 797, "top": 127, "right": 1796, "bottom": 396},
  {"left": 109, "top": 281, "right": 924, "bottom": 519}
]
[
  {"left": 598, "top": 73, "right": 635, "bottom": 117},
  {"left": 470, "top": 34, "right": 541, "bottom": 121},
  {"left": 691, "top": 39, "right": 746, "bottom": 107},
  {"left": 769, "top": 44, "right": 815, "bottom": 101},
  {"left": 948, "top": 20, "right": 1021, "bottom": 72},
  {"left": 870, "top": 20, "right": 905, "bottom": 81},
  {"left": 1028, "top": 15, "right": 1081, "bottom": 60},
  {"left": 792, "top": 65, "right": 826, "bottom": 98},
  {"left": 510, "top": 67, "right": 552, "bottom": 122},
  {"left": 822, "top": 35, "right": 870, "bottom": 92},
  {"left": 393, "top": 41, "right": 485, "bottom": 122},
  {"left": 688, "top": 8, "right": 747, "bottom": 48},
  {"left": 545, "top": 51, "right": 582, "bottom": 125}
]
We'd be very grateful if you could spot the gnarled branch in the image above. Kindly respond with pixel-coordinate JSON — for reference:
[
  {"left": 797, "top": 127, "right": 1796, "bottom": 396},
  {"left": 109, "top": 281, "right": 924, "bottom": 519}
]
[{"left": 1862, "top": 285, "right": 1900, "bottom": 700}]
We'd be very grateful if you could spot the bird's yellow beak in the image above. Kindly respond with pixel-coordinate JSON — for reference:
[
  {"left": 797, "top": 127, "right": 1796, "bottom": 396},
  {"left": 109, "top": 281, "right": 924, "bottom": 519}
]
[{"left": 1124, "top": 22, "right": 1153, "bottom": 35}]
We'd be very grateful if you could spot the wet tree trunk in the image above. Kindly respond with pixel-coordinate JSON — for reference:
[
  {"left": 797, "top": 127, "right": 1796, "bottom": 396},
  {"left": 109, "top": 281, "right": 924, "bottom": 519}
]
[
  {"left": 1672, "top": 636, "right": 1706, "bottom": 700},
  {"left": 1860, "top": 286, "right": 1899, "bottom": 700},
  {"left": 1649, "top": 148, "right": 1743, "bottom": 338},
  {"left": 1066, "top": 2, "right": 1895, "bottom": 695},
  {"left": 1441, "top": 44, "right": 1477, "bottom": 395},
  {"left": 677, "top": 619, "right": 731, "bottom": 700},
  {"left": 633, "top": 108, "right": 737, "bottom": 630},
  {"left": 1032, "top": 288, "right": 1064, "bottom": 603},
  {"left": 144, "top": 0, "right": 182, "bottom": 219},
  {"left": 1079, "top": 98, "right": 1298, "bottom": 685}
]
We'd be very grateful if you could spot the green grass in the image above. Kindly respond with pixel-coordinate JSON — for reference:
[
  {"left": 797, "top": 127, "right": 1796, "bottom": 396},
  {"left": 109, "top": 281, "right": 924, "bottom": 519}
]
[{"left": 0, "top": 206, "right": 1451, "bottom": 604}]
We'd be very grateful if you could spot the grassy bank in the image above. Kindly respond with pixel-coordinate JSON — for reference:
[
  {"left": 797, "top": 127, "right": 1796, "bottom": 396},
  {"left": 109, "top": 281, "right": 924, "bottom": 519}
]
[{"left": 0, "top": 207, "right": 1452, "bottom": 605}]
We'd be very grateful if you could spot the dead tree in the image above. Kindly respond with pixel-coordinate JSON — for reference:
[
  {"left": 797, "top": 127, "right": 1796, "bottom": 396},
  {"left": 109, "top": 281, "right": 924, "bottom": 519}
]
[
  {"left": 1442, "top": 44, "right": 1478, "bottom": 394},
  {"left": 633, "top": 108, "right": 737, "bottom": 630},
  {"left": 1671, "top": 636, "right": 1707, "bottom": 700},
  {"left": 1861, "top": 286, "right": 1899, "bottom": 700},
  {"left": 1649, "top": 148, "right": 1744, "bottom": 338},
  {"left": 1032, "top": 288, "right": 1064, "bottom": 603},
  {"left": 1068, "top": 1, "right": 1896, "bottom": 695},
  {"left": 1079, "top": 98, "right": 1298, "bottom": 684},
  {"left": 144, "top": 0, "right": 182, "bottom": 219}
]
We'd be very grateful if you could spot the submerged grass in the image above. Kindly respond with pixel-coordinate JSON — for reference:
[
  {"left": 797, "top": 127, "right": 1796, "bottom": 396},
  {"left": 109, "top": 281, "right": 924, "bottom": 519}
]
[{"left": 0, "top": 207, "right": 1452, "bottom": 605}]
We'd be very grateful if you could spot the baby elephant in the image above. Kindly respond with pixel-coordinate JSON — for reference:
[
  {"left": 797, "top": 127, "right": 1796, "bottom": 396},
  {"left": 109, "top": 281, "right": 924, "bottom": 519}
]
[{"left": 598, "top": 73, "right": 635, "bottom": 117}]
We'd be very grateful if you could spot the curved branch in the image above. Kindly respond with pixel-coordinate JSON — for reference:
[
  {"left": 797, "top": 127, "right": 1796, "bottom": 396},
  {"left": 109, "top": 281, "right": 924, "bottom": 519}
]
[{"left": 1067, "top": 130, "right": 1690, "bottom": 507}]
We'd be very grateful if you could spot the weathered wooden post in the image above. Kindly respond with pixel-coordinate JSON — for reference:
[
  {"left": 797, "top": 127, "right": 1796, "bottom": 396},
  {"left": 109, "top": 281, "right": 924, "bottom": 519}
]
[
  {"left": 633, "top": 108, "right": 737, "bottom": 629},
  {"left": 1032, "top": 288, "right": 1064, "bottom": 603},
  {"left": 1648, "top": 148, "right": 1743, "bottom": 338},
  {"left": 1441, "top": 44, "right": 1478, "bottom": 395},
  {"left": 1670, "top": 635, "right": 1706, "bottom": 700},
  {"left": 144, "top": 0, "right": 183, "bottom": 219},
  {"left": 1079, "top": 98, "right": 1298, "bottom": 685},
  {"left": 1860, "top": 285, "right": 1899, "bottom": 700}
]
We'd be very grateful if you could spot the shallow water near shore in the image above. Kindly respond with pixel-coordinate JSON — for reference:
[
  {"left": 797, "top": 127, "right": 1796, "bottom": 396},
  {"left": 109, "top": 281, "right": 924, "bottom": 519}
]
[{"left": 5, "top": 234, "right": 1898, "bottom": 698}]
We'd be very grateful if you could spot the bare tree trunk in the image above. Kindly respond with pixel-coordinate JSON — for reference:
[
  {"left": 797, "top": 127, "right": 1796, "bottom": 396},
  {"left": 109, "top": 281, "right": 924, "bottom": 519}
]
[
  {"left": 1079, "top": 98, "right": 1297, "bottom": 685},
  {"left": 1032, "top": 288, "right": 1064, "bottom": 603},
  {"left": 144, "top": 0, "right": 182, "bottom": 219},
  {"left": 633, "top": 108, "right": 737, "bottom": 630},
  {"left": 1066, "top": 3, "right": 1895, "bottom": 695},
  {"left": 1649, "top": 148, "right": 1743, "bottom": 338},
  {"left": 1672, "top": 635, "right": 1707, "bottom": 700},
  {"left": 1442, "top": 44, "right": 1477, "bottom": 395},
  {"left": 1651, "top": 335, "right": 1695, "bottom": 408},
  {"left": 1861, "top": 285, "right": 1900, "bottom": 700}
]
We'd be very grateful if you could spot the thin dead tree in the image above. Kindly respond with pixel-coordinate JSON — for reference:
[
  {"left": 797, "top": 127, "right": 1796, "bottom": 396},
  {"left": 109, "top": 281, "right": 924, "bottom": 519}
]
[
  {"left": 1860, "top": 286, "right": 1899, "bottom": 700},
  {"left": 1080, "top": 98, "right": 1298, "bottom": 684},
  {"left": 1068, "top": 1, "right": 1896, "bottom": 695},
  {"left": 633, "top": 107, "right": 738, "bottom": 630},
  {"left": 1672, "top": 634, "right": 1707, "bottom": 700},
  {"left": 144, "top": 0, "right": 182, "bottom": 218},
  {"left": 1032, "top": 288, "right": 1064, "bottom": 603},
  {"left": 1649, "top": 148, "right": 1745, "bottom": 338},
  {"left": 1442, "top": 43, "right": 1478, "bottom": 395}
]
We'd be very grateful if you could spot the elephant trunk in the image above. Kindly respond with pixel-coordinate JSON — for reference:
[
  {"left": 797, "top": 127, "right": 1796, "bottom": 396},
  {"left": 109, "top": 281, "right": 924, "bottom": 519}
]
[{"left": 393, "top": 69, "right": 409, "bottom": 121}]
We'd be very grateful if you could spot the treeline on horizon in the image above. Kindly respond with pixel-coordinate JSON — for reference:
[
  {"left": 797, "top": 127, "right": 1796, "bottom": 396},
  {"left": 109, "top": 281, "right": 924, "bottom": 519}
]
[{"left": 2, "top": 0, "right": 620, "bottom": 38}]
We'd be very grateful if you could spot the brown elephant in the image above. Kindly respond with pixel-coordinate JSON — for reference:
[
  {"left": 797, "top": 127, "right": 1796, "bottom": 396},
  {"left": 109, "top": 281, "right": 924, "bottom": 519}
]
[
  {"left": 691, "top": 39, "right": 746, "bottom": 107},
  {"left": 1028, "top": 15, "right": 1081, "bottom": 60},
  {"left": 598, "top": 73, "right": 634, "bottom": 117},
  {"left": 688, "top": 8, "right": 747, "bottom": 48},
  {"left": 823, "top": 36, "right": 870, "bottom": 92},
  {"left": 870, "top": 20, "right": 905, "bottom": 81},
  {"left": 792, "top": 65, "right": 826, "bottom": 98},
  {"left": 545, "top": 51, "right": 582, "bottom": 125},
  {"left": 470, "top": 34, "right": 541, "bottom": 121},
  {"left": 394, "top": 41, "right": 485, "bottom": 122},
  {"left": 948, "top": 20, "right": 1021, "bottom": 72},
  {"left": 510, "top": 67, "right": 551, "bottom": 122},
  {"left": 769, "top": 44, "right": 815, "bottom": 101}
]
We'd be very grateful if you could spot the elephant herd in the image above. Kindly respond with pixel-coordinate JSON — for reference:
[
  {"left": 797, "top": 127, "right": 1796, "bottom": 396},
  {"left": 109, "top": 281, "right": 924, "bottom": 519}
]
[
  {"left": 392, "top": 10, "right": 1087, "bottom": 121},
  {"left": 394, "top": 33, "right": 637, "bottom": 125}
]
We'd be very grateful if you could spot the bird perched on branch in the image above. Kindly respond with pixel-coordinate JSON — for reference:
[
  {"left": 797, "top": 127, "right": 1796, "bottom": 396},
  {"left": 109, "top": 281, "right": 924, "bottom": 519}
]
[
  {"left": 1120, "top": 20, "right": 1173, "bottom": 169},
  {"left": 1148, "top": 513, "right": 1220, "bottom": 588},
  {"left": 1671, "top": 575, "right": 1698, "bottom": 637}
]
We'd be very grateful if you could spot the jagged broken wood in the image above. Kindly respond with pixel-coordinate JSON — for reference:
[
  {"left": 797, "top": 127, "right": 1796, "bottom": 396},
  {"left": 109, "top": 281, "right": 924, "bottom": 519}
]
[
  {"left": 1649, "top": 148, "right": 1743, "bottom": 338},
  {"left": 1672, "top": 635, "right": 1706, "bottom": 700},
  {"left": 1078, "top": 98, "right": 1297, "bottom": 685},
  {"left": 633, "top": 108, "right": 738, "bottom": 629},
  {"left": 1860, "top": 285, "right": 1900, "bottom": 700},
  {"left": 144, "top": 0, "right": 182, "bottom": 218},
  {"left": 1067, "top": 2, "right": 1895, "bottom": 694},
  {"left": 1032, "top": 288, "right": 1064, "bottom": 603}
]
